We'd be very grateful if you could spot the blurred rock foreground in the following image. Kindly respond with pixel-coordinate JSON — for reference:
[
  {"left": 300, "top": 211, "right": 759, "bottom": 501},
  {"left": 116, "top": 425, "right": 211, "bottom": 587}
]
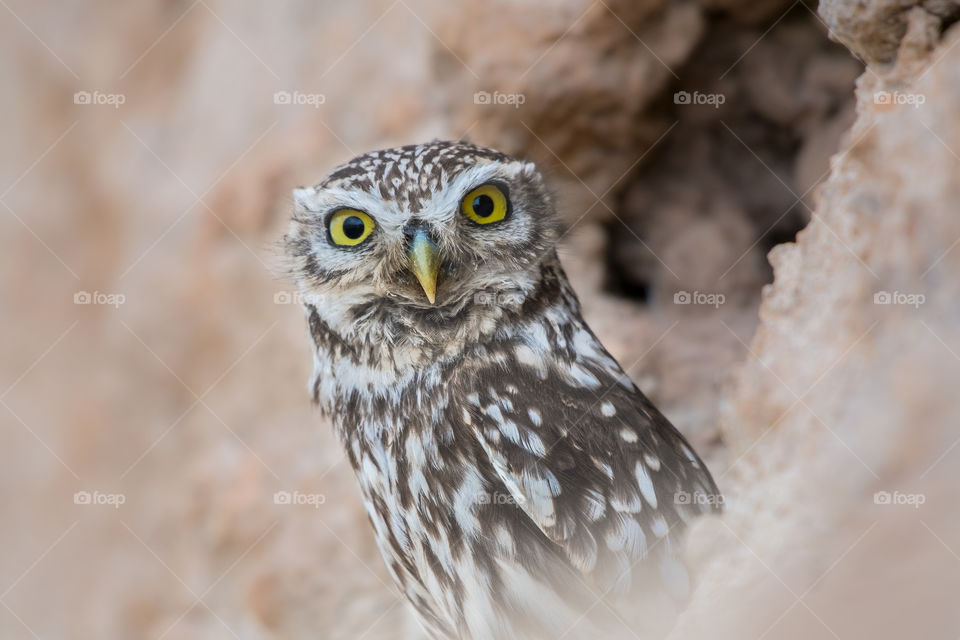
[{"left": 1, "top": 0, "right": 958, "bottom": 638}]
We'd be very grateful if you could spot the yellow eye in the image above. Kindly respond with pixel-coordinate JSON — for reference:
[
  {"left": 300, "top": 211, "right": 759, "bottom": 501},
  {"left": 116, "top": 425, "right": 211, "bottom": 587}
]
[
  {"left": 461, "top": 184, "right": 508, "bottom": 225},
  {"left": 328, "top": 209, "right": 375, "bottom": 246}
]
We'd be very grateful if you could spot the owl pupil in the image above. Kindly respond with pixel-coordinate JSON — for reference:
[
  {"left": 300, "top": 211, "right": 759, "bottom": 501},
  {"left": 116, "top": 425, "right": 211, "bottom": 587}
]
[
  {"left": 342, "top": 216, "right": 365, "bottom": 239},
  {"left": 473, "top": 195, "right": 494, "bottom": 218}
]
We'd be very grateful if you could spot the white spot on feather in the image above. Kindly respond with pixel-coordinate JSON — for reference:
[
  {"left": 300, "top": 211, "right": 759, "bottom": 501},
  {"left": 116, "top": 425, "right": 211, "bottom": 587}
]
[
  {"left": 405, "top": 434, "right": 429, "bottom": 503},
  {"left": 607, "top": 517, "right": 647, "bottom": 558},
  {"left": 644, "top": 454, "right": 661, "bottom": 471},
  {"left": 601, "top": 401, "right": 616, "bottom": 417},
  {"left": 453, "top": 469, "right": 485, "bottom": 538},
  {"left": 583, "top": 488, "right": 606, "bottom": 521},
  {"left": 650, "top": 515, "right": 669, "bottom": 538},
  {"left": 525, "top": 323, "right": 551, "bottom": 351},
  {"left": 522, "top": 430, "right": 546, "bottom": 456},
  {"left": 520, "top": 471, "right": 557, "bottom": 526},
  {"left": 528, "top": 408, "right": 542, "bottom": 426},
  {"left": 515, "top": 344, "right": 547, "bottom": 378},
  {"left": 610, "top": 491, "right": 643, "bottom": 513},
  {"left": 572, "top": 329, "right": 601, "bottom": 358},
  {"left": 485, "top": 404, "right": 504, "bottom": 423},
  {"left": 499, "top": 419, "right": 520, "bottom": 444},
  {"left": 567, "top": 364, "right": 600, "bottom": 388},
  {"left": 634, "top": 461, "right": 658, "bottom": 508},
  {"left": 495, "top": 524, "right": 516, "bottom": 555},
  {"left": 592, "top": 456, "right": 614, "bottom": 479}
]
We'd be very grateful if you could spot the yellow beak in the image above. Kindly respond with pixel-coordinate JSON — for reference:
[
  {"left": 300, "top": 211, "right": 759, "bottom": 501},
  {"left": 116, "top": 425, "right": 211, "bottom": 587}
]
[{"left": 408, "top": 230, "right": 441, "bottom": 304}]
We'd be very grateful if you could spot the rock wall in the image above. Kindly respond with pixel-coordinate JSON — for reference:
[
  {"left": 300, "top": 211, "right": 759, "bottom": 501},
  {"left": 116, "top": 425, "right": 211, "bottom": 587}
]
[{"left": 674, "top": 4, "right": 960, "bottom": 639}]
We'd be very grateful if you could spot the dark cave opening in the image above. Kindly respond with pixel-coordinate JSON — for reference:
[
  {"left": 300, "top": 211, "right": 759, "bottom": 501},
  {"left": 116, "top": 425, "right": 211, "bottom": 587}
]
[{"left": 601, "top": 1, "right": 861, "bottom": 306}]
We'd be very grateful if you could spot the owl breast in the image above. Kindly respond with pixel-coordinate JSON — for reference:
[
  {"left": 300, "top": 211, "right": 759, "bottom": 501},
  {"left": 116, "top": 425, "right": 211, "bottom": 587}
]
[
  {"left": 311, "top": 275, "right": 716, "bottom": 639},
  {"left": 335, "top": 352, "right": 611, "bottom": 640}
]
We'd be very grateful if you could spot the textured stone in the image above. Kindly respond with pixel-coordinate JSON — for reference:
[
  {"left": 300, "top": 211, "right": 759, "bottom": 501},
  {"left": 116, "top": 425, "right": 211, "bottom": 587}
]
[
  {"left": 672, "top": 8, "right": 960, "bottom": 639},
  {"left": 434, "top": 0, "right": 706, "bottom": 219},
  {"left": 820, "top": 0, "right": 960, "bottom": 64}
]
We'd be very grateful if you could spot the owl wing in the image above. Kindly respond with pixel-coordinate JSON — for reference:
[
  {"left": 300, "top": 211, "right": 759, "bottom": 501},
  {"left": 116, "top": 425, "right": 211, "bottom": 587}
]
[{"left": 466, "top": 329, "right": 720, "bottom": 597}]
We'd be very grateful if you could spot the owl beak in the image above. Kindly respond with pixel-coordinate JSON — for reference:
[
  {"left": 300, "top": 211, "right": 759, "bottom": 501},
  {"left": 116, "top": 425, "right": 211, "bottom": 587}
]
[{"left": 407, "top": 229, "right": 441, "bottom": 304}]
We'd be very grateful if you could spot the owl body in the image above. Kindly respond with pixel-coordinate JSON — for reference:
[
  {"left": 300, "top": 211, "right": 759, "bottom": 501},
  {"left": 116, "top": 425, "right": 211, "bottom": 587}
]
[{"left": 287, "top": 141, "right": 720, "bottom": 640}]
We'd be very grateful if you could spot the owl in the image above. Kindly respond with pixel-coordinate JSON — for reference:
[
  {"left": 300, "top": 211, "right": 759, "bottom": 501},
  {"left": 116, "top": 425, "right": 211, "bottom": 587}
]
[{"left": 285, "top": 140, "right": 720, "bottom": 640}]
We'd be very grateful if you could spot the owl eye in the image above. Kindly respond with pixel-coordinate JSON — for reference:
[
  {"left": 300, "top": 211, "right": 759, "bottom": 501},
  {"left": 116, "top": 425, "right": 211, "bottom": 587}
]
[
  {"left": 328, "top": 209, "right": 375, "bottom": 246},
  {"left": 461, "top": 184, "right": 509, "bottom": 225}
]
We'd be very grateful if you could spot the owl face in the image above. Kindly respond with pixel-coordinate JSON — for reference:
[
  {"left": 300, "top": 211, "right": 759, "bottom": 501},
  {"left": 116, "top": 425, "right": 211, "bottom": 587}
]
[{"left": 287, "top": 141, "right": 559, "bottom": 340}]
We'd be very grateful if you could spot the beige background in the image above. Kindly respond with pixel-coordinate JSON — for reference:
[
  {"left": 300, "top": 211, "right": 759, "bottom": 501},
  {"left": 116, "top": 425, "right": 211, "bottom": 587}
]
[{"left": 1, "top": 0, "right": 958, "bottom": 638}]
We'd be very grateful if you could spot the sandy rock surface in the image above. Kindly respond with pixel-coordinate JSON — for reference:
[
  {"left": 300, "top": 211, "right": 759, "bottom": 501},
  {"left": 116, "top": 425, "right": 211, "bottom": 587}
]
[{"left": 673, "top": 5, "right": 960, "bottom": 638}]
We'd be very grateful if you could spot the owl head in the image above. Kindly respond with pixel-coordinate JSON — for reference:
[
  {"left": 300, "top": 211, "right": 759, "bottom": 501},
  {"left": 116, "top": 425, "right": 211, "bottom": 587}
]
[{"left": 286, "top": 141, "right": 561, "bottom": 344}]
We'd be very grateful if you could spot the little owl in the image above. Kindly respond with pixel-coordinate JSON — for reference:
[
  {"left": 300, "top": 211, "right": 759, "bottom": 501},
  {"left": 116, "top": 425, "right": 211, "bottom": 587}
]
[{"left": 285, "top": 140, "right": 720, "bottom": 640}]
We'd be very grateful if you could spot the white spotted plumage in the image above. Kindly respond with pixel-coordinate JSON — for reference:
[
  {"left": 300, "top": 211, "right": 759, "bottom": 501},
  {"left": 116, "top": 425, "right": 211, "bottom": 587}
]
[{"left": 286, "top": 140, "right": 720, "bottom": 639}]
